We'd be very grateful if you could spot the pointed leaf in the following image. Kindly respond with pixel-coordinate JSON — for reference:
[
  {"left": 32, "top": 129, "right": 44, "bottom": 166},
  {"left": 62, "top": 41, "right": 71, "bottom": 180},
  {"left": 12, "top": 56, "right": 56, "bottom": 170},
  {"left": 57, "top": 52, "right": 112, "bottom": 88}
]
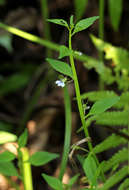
[
  {"left": 0, "top": 162, "right": 19, "bottom": 177},
  {"left": 88, "top": 96, "right": 120, "bottom": 116},
  {"left": 0, "top": 131, "right": 17, "bottom": 144},
  {"left": 0, "top": 151, "right": 16, "bottom": 163},
  {"left": 29, "top": 151, "right": 59, "bottom": 166},
  {"left": 42, "top": 173, "right": 63, "bottom": 190},
  {"left": 58, "top": 45, "right": 72, "bottom": 59},
  {"left": 18, "top": 129, "right": 28, "bottom": 148},
  {"left": 70, "top": 15, "right": 74, "bottom": 28},
  {"left": 47, "top": 19, "right": 69, "bottom": 28},
  {"left": 108, "top": 0, "right": 123, "bottom": 31},
  {"left": 74, "top": 0, "right": 88, "bottom": 21},
  {"left": 72, "top": 16, "right": 99, "bottom": 35},
  {"left": 68, "top": 174, "right": 80, "bottom": 187},
  {"left": 83, "top": 154, "right": 98, "bottom": 186},
  {"left": 46, "top": 58, "right": 73, "bottom": 78}
]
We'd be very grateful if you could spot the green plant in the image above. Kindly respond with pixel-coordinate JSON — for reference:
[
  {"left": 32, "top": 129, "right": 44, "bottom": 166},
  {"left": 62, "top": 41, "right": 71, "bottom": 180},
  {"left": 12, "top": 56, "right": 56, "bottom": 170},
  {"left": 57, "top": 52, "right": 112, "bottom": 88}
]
[
  {"left": 0, "top": 129, "right": 59, "bottom": 190},
  {"left": 0, "top": 2, "right": 128, "bottom": 189}
]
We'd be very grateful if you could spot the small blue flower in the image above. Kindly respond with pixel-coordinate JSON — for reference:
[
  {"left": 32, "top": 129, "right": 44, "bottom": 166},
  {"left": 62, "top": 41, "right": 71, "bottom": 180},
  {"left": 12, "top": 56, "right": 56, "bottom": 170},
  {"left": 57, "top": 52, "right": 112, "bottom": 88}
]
[{"left": 55, "top": 80, "right": 65, "bottom": 87}]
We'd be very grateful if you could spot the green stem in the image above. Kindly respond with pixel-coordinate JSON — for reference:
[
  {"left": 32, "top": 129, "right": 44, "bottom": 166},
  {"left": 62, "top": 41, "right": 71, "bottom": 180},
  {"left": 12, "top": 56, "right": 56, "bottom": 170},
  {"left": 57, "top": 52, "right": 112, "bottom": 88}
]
[
  {"left": 99, "top": 0, "right": 105, "bottom": 90},
  {"left": 69, "top": 29, "right": 106, "bottom": 182},
  {"left": 0, "top": 22, "right": 99, "bottom": 64},
  {"left": 69, "top": 29, "right": 92, "bottom": 152},
  {"left": 40, "top": 0, "right": 52, "bottom": 56},
  {"left": 21, "top": 147, "right": 33, "bottom": 190},
  {"left": 59, "top": 86, "right": 72, "bottom": 181}
]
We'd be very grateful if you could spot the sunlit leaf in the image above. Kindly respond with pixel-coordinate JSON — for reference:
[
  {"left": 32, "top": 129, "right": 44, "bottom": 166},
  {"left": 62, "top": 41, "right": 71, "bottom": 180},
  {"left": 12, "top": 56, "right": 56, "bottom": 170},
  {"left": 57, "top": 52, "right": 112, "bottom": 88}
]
[
  {"left": 72, "top": 16, "right": 99, "bottom": 36},
  {"left": 46, "top": 58, "right": 73, "bottom": 78},
  {"left": 0, "top": 131, "right": 17, "bottom": 144}
]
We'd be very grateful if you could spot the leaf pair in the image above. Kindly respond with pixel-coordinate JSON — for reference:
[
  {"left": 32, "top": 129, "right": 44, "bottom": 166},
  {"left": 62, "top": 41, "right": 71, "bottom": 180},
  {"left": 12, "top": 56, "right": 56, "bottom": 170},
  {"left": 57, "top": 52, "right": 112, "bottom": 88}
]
[
  {"left": 47, "top": 16, "right": 99, "bottom": 36},
  {"left": 42, "top": 173, "right": 79, "bottom": 190}
]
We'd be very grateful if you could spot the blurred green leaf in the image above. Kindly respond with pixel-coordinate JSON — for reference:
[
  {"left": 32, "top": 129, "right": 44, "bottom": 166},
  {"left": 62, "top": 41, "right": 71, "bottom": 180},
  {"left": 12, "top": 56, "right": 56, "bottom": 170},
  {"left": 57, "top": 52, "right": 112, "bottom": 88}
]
[
  {"left": 0, "top": 34, "right": 13, "bottom": 52},
  {"left": 46, "top": 58, "right": 73, "bottom": 78},
  {"left": 18, "top": 129, "right": 28, "bottom": 148},
  {"left": 0, "top": 121, "right": 13, "bottom": 132},
  {"left": 72, "top": 16, "right": 99, "bottom": 36},
  {"left": 42, "top": 173, "right": 63, "bottom": 190},
  {"left": 74, "top": 0, "right": 88, "bottom": 21},
  {"left": 0, "top": 161, "right": 19, "bottom": 177},
  {"left": 58, "top": 45, "right": 72, "bottom": 59},
  {"left": 68, "top": 174, "right": 80, "bottom": 187},
  {"left": 108, "top": 0, "right": 123, "bottom": 31},
  {"left": 0, "top": 151, "right": 16, "bottom": 163},
  {"left": 29, "top": 151, "right": 59, "bottom": 166},
  {"left": 0, "top": 131, "right": 17, "bottom": 144},
  {"left": 0, "top": 0, "right": 6, "bottom": 6},
  {"left": 0, "top": 73, "right": 30, "bottom": 96}
]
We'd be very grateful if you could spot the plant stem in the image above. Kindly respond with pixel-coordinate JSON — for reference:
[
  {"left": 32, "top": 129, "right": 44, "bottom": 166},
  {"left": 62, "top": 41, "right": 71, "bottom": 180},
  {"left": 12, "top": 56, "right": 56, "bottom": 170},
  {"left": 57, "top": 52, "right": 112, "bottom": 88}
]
[
  {"left": 21, "top": 147, "right": 33, "bottom": 190},
  {"left": 99, "top": 0, "right": 105, "bottom": 90},
  {"left": 68, "top": 29, "right": 92, "bottom": 152},
  {"left": 40, "top": 0, "right": 52, "bottom": 57},
  {"left": 0, "top": 22, "right": 99, "bottom": 65},
  {"left": 69, "top": 29, "right": 106, "bottom": 182},
  {"left": 59, "top": 86, "right": 72, "bottom": 181}
]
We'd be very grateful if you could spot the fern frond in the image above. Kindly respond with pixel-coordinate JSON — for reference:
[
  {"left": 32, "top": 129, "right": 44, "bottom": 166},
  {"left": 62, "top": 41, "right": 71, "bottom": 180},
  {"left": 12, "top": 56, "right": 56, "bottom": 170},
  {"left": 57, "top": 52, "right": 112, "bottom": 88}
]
[
  {"left": 81, "top": 90, "right": 117, "bottom": 101},
  {"left": 95, "top": 111, "right": 128, "bottom": 126},
  {"left": 98, "top": 166, "right": 128, "bottom": 190},
  {"left": 102, "top": 148, "right": 128, "bottom": 172},
  {"left": 118, "top": 178, "right": 129, "bottom": 190},
  {"left": 94, "top": 129, "right": 127, "bottom": 154}
]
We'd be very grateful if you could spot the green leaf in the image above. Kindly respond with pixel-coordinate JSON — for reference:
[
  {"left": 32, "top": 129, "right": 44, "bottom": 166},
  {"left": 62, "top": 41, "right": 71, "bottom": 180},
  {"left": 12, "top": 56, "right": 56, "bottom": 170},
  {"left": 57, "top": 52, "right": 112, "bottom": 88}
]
[
  {"left": 74, "top": 0, "right": 88, "bottom": 21},
  {"left": 108, "top": 0, "right": 123, "bottom": 31},
  {"left": 0, "top": 151, "right": 16, "bottom": 163},
  {"left": 58, "top": 45, "right": 72, "bottom": 59},
  {"left": 72, "top": 16, "right": 99, "bottom": 36},
  {"left": 0, "top": 73, "right": 30, "bottom": 97},
  {"left": 88, "top": 96, "right": 120, "bottom": 116},
  {"left": 70, "top": 15, "right": 74, "bottom": 29},
  {"left": 68, "top": 174, "right": 80, "bottom": 187},
  {"left": 18, "top": 129, "right": 28, "bottom": 148},
  {"left": 0, "top": 131, "right": 17, "bottom": 144},
  {"left": 42, "top": 173, "right": 63, "bottom": 190},
  {"left": 0, "top": 34, "right": 13, "bottom": 52},
  {"left": 47, "top": 19, "right": 69, "bottom": 28},
  {"left": 29, "top": 151, "right": 59, "bottom": 166},
  {"left": 0, "top": 0, "right": 6, "bottom": 5},
  {"left": 46, "top": 58, "right": 73, "bottom": 78},
  {"left": 0, "top": 161, "right": 19, "bottom": 177},
  {"left": 83, "top": 154, "right": 98, "bottom": 186}
]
